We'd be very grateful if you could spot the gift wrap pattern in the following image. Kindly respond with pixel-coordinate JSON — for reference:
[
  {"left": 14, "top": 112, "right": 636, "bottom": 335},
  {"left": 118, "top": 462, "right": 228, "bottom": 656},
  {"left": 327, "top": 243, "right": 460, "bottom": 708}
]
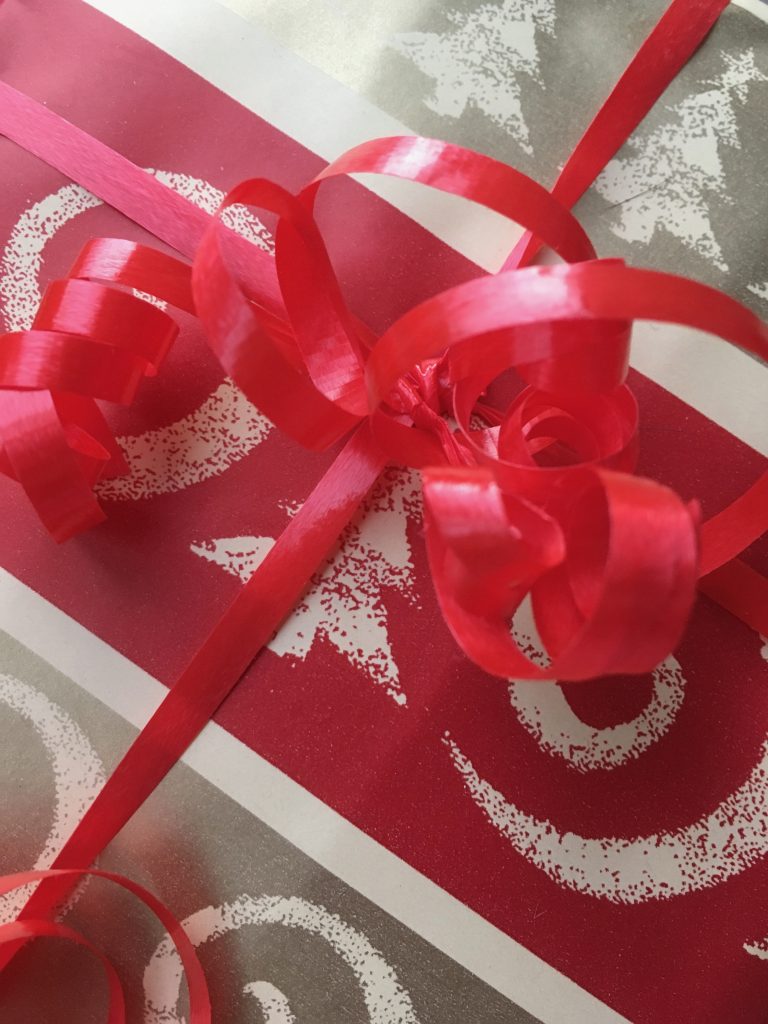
[{"left": 0, "top": 1, "right": 767, "bottom": 1022}]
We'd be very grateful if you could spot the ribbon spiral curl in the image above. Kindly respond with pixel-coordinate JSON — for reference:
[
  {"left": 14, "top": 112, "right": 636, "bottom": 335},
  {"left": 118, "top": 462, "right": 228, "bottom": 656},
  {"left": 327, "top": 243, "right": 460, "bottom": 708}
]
[
  {"left": 0, "top": 868, "right": 210, "bottom": 1023},
  {"left": 1, "top": 137, "right": 767, "bottom": 681}
]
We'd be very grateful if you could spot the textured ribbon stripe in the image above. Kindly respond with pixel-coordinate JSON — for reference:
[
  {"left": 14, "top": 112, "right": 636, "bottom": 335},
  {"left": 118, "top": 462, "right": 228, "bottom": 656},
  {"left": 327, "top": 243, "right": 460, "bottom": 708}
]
[
  {"left": 0, "top": 0, "right": 765, "bottom": 1013},
  {"left": 0, "top": 79, "right": 281, "bottom": 311}
]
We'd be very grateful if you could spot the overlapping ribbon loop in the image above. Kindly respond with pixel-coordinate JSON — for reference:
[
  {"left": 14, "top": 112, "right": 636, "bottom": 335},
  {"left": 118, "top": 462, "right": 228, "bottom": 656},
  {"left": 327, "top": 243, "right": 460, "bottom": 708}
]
[
  {"left": 191, "top": 135, "right": 607, "bottom": 461},
  {"left": 422, "top": 465, "right": 701, "bottom": 680},
  {"left": 1, "top": 0, "right": 766, "bottom": 1012},
  {"left": 362, "top": 257, "right": 767, "bottom": 676}
]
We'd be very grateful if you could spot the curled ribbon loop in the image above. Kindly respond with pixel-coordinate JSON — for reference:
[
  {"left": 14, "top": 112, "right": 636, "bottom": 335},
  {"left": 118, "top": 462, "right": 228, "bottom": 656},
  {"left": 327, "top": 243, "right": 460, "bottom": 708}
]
[
  {"left": 0, "top": 0, "right": 765, "bottom": 1011},
  {"left": 422, "top": 466, "right": 700, "bottom": 681},
  {"left": 0, "top": 239, "right": 190, "bottom": 540}
]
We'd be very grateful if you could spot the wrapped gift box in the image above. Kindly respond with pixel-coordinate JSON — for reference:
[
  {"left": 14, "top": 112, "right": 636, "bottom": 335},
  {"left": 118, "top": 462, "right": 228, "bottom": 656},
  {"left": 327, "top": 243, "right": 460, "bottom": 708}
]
[
  {"left": 0, "top": 1, "right": 766, "bottom": 1022},
  {"left": 0, "top": 626, "right": 528, "bottom": 1022},
  {"left": 213, "top": 0, "right": 768, "bottom": 315}
]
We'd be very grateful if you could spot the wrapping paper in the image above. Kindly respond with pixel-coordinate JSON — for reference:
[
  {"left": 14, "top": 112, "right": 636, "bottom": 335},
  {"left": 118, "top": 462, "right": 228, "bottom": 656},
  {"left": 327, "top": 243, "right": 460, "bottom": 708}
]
[
  {"left": 0, "top": 0, "right": 767, "bottom": 1021},
  {"left": 220, "top": 0, "right": 768, "bottom": 314}
]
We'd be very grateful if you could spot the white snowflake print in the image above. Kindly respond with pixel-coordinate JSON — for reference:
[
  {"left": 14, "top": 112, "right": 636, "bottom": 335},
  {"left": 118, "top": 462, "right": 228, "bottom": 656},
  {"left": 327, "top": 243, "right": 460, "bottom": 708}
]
[
  {"left": 191, "top": 468, "right": 423, "bottom": 706},
  {"left": 391, "top": 0, "right": 555, "bottom": 154},
  {"left": 595, "top": 50, "right": 768, "bottom": 271}
]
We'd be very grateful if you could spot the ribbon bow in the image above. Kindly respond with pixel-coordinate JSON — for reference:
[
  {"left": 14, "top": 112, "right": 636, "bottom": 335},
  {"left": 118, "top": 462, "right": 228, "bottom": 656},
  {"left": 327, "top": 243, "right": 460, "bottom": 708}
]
[{"left": 2, "top": 136, "right": 766, "bottom": 682}]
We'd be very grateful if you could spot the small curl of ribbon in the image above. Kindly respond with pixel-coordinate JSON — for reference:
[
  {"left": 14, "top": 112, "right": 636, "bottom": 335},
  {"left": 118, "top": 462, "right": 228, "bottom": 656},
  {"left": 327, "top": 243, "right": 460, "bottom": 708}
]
[{"left": 2, "top": 134, "right": 766, "bottom": 682}]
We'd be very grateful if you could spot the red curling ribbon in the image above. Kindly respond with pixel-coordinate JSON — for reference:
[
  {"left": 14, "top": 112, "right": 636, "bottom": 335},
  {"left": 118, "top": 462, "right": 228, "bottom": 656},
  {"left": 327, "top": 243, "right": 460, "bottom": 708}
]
[
  {"left": 0, "top": 238, "right": 189, "bottom": 539},
  {"left": 0, "top": 80, "right": 281, "bottom": 312},
  {"left": 0, "top": 137, "right": 611, "bottom": 958},
  {"left": 360, "top": 259, "right": 767, "bottom": 671},
  {"left": 0, "top": 422, "right": 386, "bottom": 973},
  {"left": 0, "top": 868, "right": 211, "bottom": 1022},
  {"left": 0, "top": 0, "right": 766, "bottom": 1011},
  {"left": 192, "top": 139, "right": 602, "bottom": 452},
  {"left": 421, "top": 465, "right": 700, "bottom": 681}
]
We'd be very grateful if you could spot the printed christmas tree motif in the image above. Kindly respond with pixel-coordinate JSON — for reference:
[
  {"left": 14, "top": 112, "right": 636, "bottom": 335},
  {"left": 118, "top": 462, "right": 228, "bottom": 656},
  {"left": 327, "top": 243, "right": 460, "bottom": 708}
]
[
  {"left": 191, "top": 468, "right": 423, "bottom": 706},
  {"left": 595, "top": 51, "right": 768, "bottom": 271},
  {"left": 144, "top": 895, "right": 420, "bottom": 1024},
  {"left": 391, "top": 0, "right": 556, "bottom": 155}
]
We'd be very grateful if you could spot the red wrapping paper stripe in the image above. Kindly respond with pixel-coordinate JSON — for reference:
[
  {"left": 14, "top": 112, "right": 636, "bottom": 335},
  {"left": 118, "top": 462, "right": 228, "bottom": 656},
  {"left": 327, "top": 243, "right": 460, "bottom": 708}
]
[
  {"left": 0, "top": 238, "right": 188, "bottom": 539},
  {"left": 0, "top": 0, "right": 766, "bottom": 1012}
]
